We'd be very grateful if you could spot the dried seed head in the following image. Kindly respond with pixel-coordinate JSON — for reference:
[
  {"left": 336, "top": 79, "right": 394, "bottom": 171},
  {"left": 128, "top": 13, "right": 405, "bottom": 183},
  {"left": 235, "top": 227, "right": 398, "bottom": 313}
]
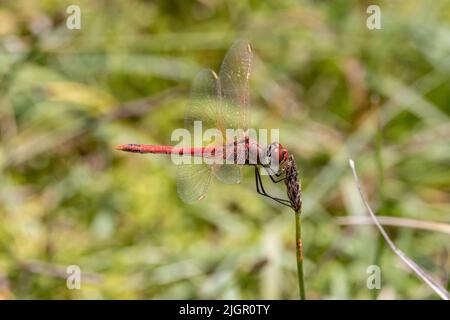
[{"left": 284, "top": 155, "right": 302, "bottom": 213}]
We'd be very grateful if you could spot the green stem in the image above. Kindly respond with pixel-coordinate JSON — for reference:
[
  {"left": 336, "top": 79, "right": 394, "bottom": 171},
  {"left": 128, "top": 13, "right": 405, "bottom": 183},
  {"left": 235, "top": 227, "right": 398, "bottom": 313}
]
[
  {"left": 295, "top": 212, "right": 306, "bottom": 300},
  {"left": 372, "top": 95, "right": 385, "bottom": 300}
]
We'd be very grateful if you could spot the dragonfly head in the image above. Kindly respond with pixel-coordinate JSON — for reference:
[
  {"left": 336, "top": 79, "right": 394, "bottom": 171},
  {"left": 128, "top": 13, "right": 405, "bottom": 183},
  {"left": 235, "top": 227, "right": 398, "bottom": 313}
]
[{"left": 266, "top": 142, "right": 289, "bottom": 168}]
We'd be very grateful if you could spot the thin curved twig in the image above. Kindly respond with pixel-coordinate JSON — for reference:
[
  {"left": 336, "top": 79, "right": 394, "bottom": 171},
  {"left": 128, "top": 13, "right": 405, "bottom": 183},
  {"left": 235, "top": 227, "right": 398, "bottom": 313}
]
[{"left": 348, "top": 159, "right": 450, "bottom": 300}]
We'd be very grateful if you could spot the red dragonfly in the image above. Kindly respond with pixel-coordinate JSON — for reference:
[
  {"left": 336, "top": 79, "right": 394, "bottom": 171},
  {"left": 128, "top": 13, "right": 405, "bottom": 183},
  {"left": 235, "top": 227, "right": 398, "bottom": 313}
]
[{"left": 116, "top": 40, "right": 295, "bottom": 209}]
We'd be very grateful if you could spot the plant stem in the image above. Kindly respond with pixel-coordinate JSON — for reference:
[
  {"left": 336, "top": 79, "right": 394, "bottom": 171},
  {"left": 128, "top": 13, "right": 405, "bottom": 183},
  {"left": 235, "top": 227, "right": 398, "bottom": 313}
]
[
  {"left": 295, "top": 211, "right": 306, "bottom": 300},
  {"left": 372, "top": 95, "right": 385, "bottom": 300}
]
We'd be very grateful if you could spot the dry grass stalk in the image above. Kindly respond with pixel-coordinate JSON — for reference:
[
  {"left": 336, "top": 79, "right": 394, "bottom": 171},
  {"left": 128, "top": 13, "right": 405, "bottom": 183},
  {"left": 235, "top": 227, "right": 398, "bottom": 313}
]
[{"left": 349, "top": 159, "right": 450, "bottom": 300}]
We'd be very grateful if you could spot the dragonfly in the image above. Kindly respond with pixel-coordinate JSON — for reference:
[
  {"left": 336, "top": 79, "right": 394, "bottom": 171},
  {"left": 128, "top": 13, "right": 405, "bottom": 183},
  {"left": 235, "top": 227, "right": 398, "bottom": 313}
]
[{"left": 116, "top": 40, "right": 297, "bottom": 209}]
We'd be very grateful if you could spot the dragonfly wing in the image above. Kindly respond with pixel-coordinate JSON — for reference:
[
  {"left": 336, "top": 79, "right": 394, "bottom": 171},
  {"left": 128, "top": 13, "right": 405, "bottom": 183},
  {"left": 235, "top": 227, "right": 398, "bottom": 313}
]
[
  {"left": 184, "top": 68, "right": 224, "bottom": 168},
  {"left": 212, "top": 139, "right": 246, "bottom": 184},
  {"left": 176, "top": 163, "right": 212, "bottom": 203},
  {"left": 213, "top": 40, "right": 253, "bottom": 184},
  {"left": 219, "top": 39, "right": 253, "bottom": 132},
  {"left": 177, "top": 69, "right": 220, "bottom": 203},
  {"left": 213, "top": 164, "right": 241, "bottom": 184},
  {"left": 178, "top": 41, "right": 254, "bottom": 201},
  {"left": 185, "top": 69, "right": 222, "bottom": 134}
]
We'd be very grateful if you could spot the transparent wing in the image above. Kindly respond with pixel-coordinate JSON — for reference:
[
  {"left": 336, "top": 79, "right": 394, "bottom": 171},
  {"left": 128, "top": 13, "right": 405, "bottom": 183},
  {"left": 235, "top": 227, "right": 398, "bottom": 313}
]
[
  {"left": 213, "top": 164, "right": 241, "bottom": 184},
  {"left": 185, "top": 69, "right": 222, "bottom": 137},
  {"left": 219, "top": 39, "right": 253, "bottom": 132},
  {"left": 213, "top": 39, "right": 253, "bottom": 182},
  {"left": 176, "top": 163, "right": 213, "bottom": 203},
  {"left": 177, "top": 69, "right": 219, "bottom": 202},
  {"left": 177, "top": 41, "right": 254, "bottom": 202}
]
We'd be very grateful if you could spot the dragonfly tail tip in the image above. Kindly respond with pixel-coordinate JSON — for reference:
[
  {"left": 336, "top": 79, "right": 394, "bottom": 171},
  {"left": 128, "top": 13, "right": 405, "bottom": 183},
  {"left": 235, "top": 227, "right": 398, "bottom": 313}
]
[{"left": 115, "top": 145, "right": 127, "bottom": 151}]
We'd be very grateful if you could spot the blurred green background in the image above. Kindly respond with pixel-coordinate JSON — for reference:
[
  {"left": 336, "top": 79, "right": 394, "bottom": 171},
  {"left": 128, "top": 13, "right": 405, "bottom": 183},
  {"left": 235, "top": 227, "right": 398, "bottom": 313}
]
[{"left": 0, "top": 0, "right": 449, "bottom": 299}]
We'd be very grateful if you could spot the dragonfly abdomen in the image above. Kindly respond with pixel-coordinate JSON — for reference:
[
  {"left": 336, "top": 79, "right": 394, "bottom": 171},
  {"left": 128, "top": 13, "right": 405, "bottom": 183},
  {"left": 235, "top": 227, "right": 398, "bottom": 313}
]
[
  {"left": 115, "top": 144, "right": 175, "bottom": 154},
  {"left": 115, "top": 144, "right": 218, "bottom": 156}
]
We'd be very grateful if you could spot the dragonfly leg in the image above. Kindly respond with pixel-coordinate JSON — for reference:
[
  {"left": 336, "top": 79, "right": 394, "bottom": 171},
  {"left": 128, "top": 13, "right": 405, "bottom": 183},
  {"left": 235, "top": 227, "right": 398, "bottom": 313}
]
[
  {"left": 255, "top": 166, "right": 292, "bottom": 208},
  {"left": 263, "top": 166, "right": 296, "bottom": 183}
]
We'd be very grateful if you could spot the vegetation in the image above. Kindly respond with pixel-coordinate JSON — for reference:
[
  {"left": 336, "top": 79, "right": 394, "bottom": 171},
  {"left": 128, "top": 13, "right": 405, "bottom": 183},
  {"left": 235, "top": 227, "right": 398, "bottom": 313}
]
[{"left": 0, "top": 0, "right": 449, "bottom": 299}]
